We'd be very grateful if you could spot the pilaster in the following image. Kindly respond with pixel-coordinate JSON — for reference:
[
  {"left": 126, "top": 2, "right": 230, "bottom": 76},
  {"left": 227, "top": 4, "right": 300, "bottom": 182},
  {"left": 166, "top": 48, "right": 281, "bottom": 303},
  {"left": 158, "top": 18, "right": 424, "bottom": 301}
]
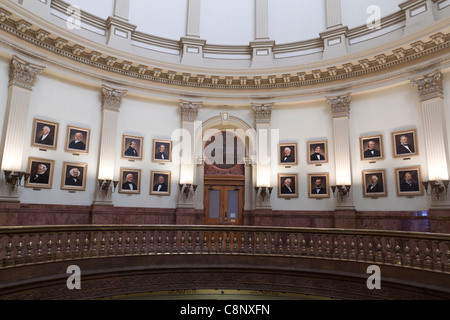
[
  {"left": 399, "top": 0, "right": 438, "bottom": 35},
  {"left": 411, "top": 70, "right": 450, "bottom": 208},
  {"left": 0, "top": 56, "right": 44, "bottom": 202},
  {"left": 327, "top": 93, "right": 354, "bottom": 210},
  {"left": 93, "top": 85, "right": 127, "bottom": 206}
]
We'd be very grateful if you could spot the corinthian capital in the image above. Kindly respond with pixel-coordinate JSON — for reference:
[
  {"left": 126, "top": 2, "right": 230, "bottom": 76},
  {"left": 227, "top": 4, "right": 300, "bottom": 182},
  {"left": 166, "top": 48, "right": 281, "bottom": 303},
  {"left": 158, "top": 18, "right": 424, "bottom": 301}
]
[
  {"left": 327, "top": 93, "right": 351, "bottom": 118},
  {"left": 9, "top": 55, "right": 45, "bottom": 90},
  {"left": 252, "top": 103, "right": 274, "bottom": 124},
  {"left": 180, "top": 100, "right": 202, "bottom": 122},
  {"left": 101, "top": 85, "right": 127, "bottom": 112},
  {"left": 411, "top": 70, "right": 443, "bottom": 102}
]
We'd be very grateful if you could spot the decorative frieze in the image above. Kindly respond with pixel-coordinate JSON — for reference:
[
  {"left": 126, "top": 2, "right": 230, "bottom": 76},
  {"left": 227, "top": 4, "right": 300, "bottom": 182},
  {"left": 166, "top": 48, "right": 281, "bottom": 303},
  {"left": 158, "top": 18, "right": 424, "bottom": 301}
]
[
  {"left": 72, "top": 45, "right": 85, "bottom": 56},
  {"left": 411, "top": 70, "right": 443, "bottom": 101},
  {"left": 180, "top": 100, "right": 202, "bottom": 122},
  {"left": 54, "top": 38, "right": 68, "bottom": 49},
  {"left": 430, "top": 32, "right": 445, "bottom": 45},
  {"left": 252, "top": 103, "right": 274, "bottom": 124},
  {"left": 411, "top": 41, "right": 425, "bottom": 53},
  {"left": 101, "top": 85, "right": 127, "bottom": 112},
  {"left": 327, "top": 93, "right": 351, "bottom": 118},
  {"left": 90, "top": 51, "right": 101, "bottom": 62},
  {"left": 393, "top": 48, "right": 406, "bottom": 59},
  {"left": 138, "top": 65, "right": 148, "bottom": 74},
  {"left": 9, "top": 55, "right": 45, "bottom": 90}
]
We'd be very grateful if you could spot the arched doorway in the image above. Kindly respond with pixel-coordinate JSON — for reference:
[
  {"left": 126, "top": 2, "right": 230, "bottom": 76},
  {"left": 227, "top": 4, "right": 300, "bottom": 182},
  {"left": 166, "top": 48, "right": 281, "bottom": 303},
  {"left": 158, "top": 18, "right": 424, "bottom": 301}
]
[{"left": 203, "top": 130, "right": 246, "bottom": 225}]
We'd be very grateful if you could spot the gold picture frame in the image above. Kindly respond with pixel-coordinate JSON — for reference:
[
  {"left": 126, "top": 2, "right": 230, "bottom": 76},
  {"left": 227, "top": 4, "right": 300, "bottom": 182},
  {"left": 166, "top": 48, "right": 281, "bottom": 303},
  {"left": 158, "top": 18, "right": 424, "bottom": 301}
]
[
  {"left": 25, "top": 157, "right": 55, "bottom": 189},
  {"left": 278, "top": 173, "right": 299, "bottom": 198},
  {"left": 362, "top": 169, "right": 387, "bottom": 198},
  {"left": 119, "top": 168, "right": 141, "bottom": 194},
  {"left": 65, "top": 125, "right": 90, "bottom": 154},
  {"left": 308, "top": 173, "right": 330, "bottom": 198},
  {"left": 31, "top": 118, "right": 59, "bottom": 150},
  {"left": 360, "top": 134, "right": 384, "bottom": 161},
  {"left": 122, "top": 135, "right": 144, "bottom": 161},
  {"left": 307, "top": 140, "right": 328, "bottom": 165},
  {"left": 395, "top": 166, "right": 424, "bottom": 197},
  {"left": 150, "top": 171, "right": 171, "bottom": 196},
  {"left": 61, "top": 162, "right": 87, "bottom": 191}
]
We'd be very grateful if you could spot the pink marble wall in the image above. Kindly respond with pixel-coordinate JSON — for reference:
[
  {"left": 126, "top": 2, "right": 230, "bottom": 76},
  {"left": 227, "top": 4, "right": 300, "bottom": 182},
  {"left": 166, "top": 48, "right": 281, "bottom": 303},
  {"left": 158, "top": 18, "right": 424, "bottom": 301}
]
[{"left": 0, "top": 202, "right": 449, "bottom": 233}]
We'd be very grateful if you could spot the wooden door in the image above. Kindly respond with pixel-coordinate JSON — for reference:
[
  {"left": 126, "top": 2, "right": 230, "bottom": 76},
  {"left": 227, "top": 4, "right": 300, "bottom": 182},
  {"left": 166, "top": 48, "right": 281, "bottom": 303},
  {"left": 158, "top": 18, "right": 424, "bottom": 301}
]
[{"left": 204, "top": 179, "right": 244, "bottom": 225}]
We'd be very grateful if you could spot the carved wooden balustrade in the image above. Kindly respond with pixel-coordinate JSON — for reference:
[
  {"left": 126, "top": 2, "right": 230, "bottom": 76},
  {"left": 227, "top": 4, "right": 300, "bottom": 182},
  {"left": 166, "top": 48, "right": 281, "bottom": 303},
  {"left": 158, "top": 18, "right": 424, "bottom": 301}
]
[{"left": 0, "top": 225, "right": 449, "bottom": 273}]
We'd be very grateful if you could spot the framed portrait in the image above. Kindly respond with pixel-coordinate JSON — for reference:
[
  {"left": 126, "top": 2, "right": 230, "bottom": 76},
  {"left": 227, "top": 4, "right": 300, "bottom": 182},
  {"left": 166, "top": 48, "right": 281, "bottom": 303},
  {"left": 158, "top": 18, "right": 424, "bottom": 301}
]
[
  {"left": 308, "top": 173, "right": 330, "bottom": 198},
  {"left": 31, "top": 118, "right": 59, "bottom": 150},
  {"left": 65, "top": 126, "right": 90, "bottom": 154},
  {"left": 150, "top": 171, "right": 171, "bottom": 196},
  {"left": 61, "top": 162, "right": 87, "bottom": 191},
  {"left": 392, "top": 129, "right": 419, "bottom": 158},
  {"left": 152, "top": 139, "right": 172, "bottom": 163},
  {"left": 278, "top": 174, "right": 298, "bottom": 198},
  {"left": 25, "top": 157, "right": 55, "bottom": 189},
  {"left": 122, "top": 135, "right": 143, "bottom": 161},
  {"left": 362, "top": 169, "right": 387, "bottom": 198},
  {"left": 360, "top": 135, "right": 384, "bottom": 161},
  {"left": 119, "top": 168, "right": 141, "bottom": 194},
  {"left": 395, "top": 166, "right": 424, "bottom": 197},
  {"left": 279, "top": 143, "right": 298, "bottom": 166},
  {"left": 307, "top": 140, "right": 328, "bottom": 165}
]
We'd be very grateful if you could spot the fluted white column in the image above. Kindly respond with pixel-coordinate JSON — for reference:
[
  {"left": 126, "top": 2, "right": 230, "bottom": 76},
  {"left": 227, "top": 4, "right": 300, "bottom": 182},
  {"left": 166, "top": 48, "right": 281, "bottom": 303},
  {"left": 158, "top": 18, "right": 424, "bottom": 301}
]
[
  {"left": 186, "top": 0, "right": 201, "bottom": 38},
  {"left": 114, "top": 0, "right": 130, "bottom": 20},
  {"left": 412, "top": 70, "right": 449, "bottom": 206},
  {"left": 328, "top": 94, "right": 354, "bottom": 209},
  {"left": 321, "top": 0, "right": 348, "bottom": 60},
  {"left": 251, "top": 0, "right": 274, "bottom": 68},
  {"left": 179, "top": 100, "right": 202, "bottom": 209},
  {"left": 93, "top": 85, "right": 127, "bottom": 205},
  {"left": 325, "top": 0, "right": 343, "bottom": 29},
  {"left": 252, "top": 103, "right": 275, "bottom": 209},
  {"left": 0, "top": 56, "right": 44, "bottom": 202}
]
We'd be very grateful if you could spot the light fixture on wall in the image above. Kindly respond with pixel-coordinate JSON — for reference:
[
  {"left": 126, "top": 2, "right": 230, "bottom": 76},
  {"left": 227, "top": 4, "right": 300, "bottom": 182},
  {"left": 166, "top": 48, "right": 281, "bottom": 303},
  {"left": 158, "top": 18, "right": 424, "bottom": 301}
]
[
  {"left": 179, "top": 184, "right": 198, "bottom": 199},
  {"left": 3, "top": 170, "right": 30, "bottom": 191},
  {"left": 98, "top": 179, "right": 119, "bottom": 196},
  {"left": 331, "top": 185, "right": 351, "bottom": 201},
  {"left": 423, "top": 180, "right": 449, "bottom": 199},
  {"left": 255, "top": 186, "right": 273, "bottom": 201}
]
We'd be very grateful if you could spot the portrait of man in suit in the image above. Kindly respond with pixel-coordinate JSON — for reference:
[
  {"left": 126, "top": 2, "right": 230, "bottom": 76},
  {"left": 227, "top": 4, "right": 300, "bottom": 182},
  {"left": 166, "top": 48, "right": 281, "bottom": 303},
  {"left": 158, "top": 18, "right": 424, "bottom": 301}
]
[
  {"left": 363, "top": 170, "right": 387, "bottom": 197},
  {"left": 396, "top": 167, "right": 423, "bottom": 196},
  {"left": 279, "top": 144, "right": 297, "bottom": 165},
  {"left": 65, "top": 168, "right": 83, "bottom": 186},
  {"left": 307, "top": 141, "right": 328, "bottom": 164},
  {"left": 61, "top": 162, "right": 87, "bottom": 191},
  {"left": 66, "top": 127, "right": 89, "bottom": 154},
  {"left": 122, "top": 135, "right": 143, "bottom": 160},
  {"left": 153, "top": 140, "right": 172, "bottom": 162},
  {"left": 360, "top": 136, "right": 383, "bottom": 161},
  {"left": 33, "top": 119, "right": 58, "bottom": 150},
  {"left": 125, "top": 140, "right": 139, "bottom": 157},
  {"left": 278, "top": 174, "right": 298, "bottom": 198},
  {"left": 119, "top": 169, "right": 141, "bottom": 194},
  {"left": 393, "top": 130, "right": 418, "bottom": 158},
  {"left": 308, "top": 174, "right": 330, "bottom": 198},
  {"left": 151, "top": 171, "right": 171, "bottom": 196},
  {"left": 29, "top": 163, "right": 49, "bottom": 185},
  {"left": 25, "top": 157, "right": 55, "bottom": 189}
]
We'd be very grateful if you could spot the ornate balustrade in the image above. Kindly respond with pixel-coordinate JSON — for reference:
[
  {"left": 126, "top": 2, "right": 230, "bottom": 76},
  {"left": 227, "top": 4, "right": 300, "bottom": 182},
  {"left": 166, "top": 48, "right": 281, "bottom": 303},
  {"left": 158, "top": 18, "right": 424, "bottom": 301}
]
[{"left": 1, "top": 225, "right": 449, "bottom": 273}]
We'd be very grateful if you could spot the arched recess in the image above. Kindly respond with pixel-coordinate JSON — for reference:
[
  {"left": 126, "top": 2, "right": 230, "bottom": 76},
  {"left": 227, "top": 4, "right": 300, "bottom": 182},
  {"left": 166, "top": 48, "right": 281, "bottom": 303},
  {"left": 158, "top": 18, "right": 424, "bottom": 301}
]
[{"left": 193, "top": 114, "right": 256, "bottom": 225}]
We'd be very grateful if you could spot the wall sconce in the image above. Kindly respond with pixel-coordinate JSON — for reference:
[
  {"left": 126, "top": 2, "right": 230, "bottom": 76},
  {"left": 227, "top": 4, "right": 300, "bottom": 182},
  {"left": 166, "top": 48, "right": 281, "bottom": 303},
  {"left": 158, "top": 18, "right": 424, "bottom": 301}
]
[
  {"left": 179, "top": 184, "right": 198, "bottom": 199},
  {"left": 423, "top": 180, "right": 449, "bottom": 199},
  {"left": 3, "top": 170, "right": 30, "bottom": 191},
  {"left": 255, "top": 187, "right": 273, "bottom": 201},
  {"left": 98, "top": 179, "right": 119, "bottom": 196},
  {"left": 331, "top": 185, "right": 351, "bottom": 201}
]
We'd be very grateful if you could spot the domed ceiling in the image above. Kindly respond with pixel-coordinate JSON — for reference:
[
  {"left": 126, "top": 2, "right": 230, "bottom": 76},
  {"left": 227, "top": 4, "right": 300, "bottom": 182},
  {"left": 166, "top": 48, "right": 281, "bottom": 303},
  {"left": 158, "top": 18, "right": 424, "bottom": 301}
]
[{"left": 65, "top": 0, "right": 404, "bottom": 45}]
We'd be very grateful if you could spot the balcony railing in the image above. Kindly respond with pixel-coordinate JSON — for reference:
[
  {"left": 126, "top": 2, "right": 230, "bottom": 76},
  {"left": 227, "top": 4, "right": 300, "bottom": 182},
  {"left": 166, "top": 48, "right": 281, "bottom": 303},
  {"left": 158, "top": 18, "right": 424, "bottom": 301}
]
[{"left": 0, "top": 225, "right": 449, "bottom": 273}]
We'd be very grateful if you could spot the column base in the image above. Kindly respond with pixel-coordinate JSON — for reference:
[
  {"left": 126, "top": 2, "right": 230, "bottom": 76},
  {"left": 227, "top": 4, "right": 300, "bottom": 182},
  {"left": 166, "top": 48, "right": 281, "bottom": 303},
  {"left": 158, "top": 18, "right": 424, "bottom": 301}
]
[{"left": 175, "top": 206, "right": 203, "bottom": 225}]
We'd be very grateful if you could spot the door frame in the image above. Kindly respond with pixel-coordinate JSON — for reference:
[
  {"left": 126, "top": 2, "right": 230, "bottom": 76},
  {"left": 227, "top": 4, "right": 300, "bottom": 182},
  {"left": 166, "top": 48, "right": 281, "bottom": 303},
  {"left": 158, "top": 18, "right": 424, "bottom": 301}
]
[{"left": 204, "top": 175, "right": 245, "bottom": 225}]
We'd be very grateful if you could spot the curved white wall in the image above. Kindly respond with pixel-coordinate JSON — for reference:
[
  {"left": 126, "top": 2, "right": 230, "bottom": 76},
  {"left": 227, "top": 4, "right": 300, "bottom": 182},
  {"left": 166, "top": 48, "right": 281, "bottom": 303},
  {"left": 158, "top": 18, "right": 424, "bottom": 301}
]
[
  {"left": 65, "top": 0, "right": 115, "bottom": 19},
  {"left": 268, "top": 0, "right": 326, "bottom": 43},
  {"left": 341, "top": 0, "right": 403, "bottom": 29},
  {"left": 200, "top": 0, "right": 254, "bottom": 45},
  {"left": 129, "top": 0, "right": 188, "bottom": 40}
]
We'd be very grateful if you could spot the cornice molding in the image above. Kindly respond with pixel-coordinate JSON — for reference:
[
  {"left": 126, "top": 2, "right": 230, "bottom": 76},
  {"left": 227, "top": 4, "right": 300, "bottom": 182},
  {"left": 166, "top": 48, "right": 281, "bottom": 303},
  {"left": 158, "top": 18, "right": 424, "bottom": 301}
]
[
  {"left": 9, "top": 55, "right": 45, "bottom": 90},
  {"left": 0, "top": 6, "right": 448, "bottom": 93}
]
